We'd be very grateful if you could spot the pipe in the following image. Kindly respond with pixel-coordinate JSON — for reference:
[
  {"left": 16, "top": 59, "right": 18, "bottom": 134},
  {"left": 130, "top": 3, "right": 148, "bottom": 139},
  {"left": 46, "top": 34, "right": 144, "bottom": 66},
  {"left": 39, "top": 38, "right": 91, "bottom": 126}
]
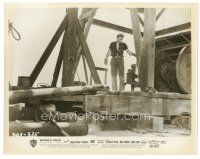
[
  {"left": 9, "top": 120, "right": 88, "bottom": 136},
  {"left": 9, "top": 85, "right": 108, "bottom": 104},
  {"left": 9, "top": 105, "right": 77, "bottom": 122}
]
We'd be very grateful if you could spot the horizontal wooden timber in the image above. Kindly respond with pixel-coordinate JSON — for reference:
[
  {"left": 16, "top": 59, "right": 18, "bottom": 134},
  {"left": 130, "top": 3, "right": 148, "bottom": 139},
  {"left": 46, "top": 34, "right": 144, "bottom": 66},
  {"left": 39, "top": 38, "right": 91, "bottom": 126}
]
[
  {"left": 92, "top": 19, "right": 191, "bottom": 37},
  {"left": 92, "top": 19, "right": 134, "bottom": 34},
  {"left": 84, "top": 93, "right": 191, "bottom": 116},
  {"left": 40, "top": 91, "right": 191, "bottom": 116},
  {"left": 42, "top": 95, "right": 84, "bottom": 102},
  {"left": 156, "top": 43, "right": 190, "bottom": 51},
  {"left": 120, "top": 91, "right": 191, "bottom": 99},
  {"left": 9, "top": 105, "right": 77, "bottom": 122},
  {"left": 95, "top": 66, "right": 108, "bottom": 71},
  {"left": 9, "top": 85, "right": 106, "bottom": 104},
  {"left": 156, "top": 31, "right": 190, "bottom": 43},
  {"left": 41, "top": 91, "right": 191, "bottom": 102},
  {"left": 156, "top": 22, "right": 191, "bottom": 36},
  {"left": 9, "top": 121, "right": 88, "bottom": 136}
]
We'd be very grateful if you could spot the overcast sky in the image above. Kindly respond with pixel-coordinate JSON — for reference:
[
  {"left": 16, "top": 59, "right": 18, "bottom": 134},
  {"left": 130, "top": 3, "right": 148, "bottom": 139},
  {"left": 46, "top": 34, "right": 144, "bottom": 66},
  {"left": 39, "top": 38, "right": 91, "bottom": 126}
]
[{"left": 7, "top": 7, "right": 191, "bottom": 90}]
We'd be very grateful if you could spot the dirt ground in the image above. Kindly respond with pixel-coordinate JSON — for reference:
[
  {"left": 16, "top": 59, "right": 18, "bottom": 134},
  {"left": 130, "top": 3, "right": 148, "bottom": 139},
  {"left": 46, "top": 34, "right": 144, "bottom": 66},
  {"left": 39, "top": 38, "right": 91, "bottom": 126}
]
[{"left": 88, "top": 124, "right": 191, "bottom": 137}]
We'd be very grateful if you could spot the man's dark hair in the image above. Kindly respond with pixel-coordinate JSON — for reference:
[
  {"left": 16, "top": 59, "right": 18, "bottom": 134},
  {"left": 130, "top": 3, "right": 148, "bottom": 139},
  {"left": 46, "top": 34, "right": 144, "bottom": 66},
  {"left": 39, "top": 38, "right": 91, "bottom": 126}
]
[{"left": 117, "top": 33, "right": 124, "bottom": 38}]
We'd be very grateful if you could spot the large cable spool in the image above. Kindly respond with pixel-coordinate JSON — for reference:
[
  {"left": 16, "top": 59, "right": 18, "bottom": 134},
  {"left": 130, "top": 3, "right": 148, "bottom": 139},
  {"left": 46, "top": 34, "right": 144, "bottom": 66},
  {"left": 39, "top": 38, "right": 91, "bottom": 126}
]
[
  {"left": 154, "top": 46, "right": 191, "bottom": 94},
  {"left": 176, "top": 47, "right": 191, "bottom": 94},
  {"left": 154, "top": 52, "right": 181, "bottom": 93}
]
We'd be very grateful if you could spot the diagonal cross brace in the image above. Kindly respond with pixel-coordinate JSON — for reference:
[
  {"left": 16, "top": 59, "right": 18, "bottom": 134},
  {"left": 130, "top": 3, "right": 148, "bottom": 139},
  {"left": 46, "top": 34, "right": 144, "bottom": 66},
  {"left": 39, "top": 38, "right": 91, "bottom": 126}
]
[{"left": 76, "top": 18, "right": 101, "bottom": 85}]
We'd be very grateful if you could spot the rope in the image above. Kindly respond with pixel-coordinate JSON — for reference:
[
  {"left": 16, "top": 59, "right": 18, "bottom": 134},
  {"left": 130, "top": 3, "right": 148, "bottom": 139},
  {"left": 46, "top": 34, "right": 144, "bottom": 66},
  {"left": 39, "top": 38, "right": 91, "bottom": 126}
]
[{"left": 8, "top": 20, "right": 21, "bottom": 41}]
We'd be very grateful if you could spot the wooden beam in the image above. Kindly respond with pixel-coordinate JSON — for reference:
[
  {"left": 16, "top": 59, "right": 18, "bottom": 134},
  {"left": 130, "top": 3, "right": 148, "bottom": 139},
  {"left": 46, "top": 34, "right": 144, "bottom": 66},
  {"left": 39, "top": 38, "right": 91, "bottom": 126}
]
[
  {"left": 156, "top": 43, "right": 190, "bottom": 51},
  {"left": 146, "top": 9, "right": 156, "bottom": 88},
  {"left": 95, "top": 67, "right": 107, "bottom": 71},
  {"left": 138, "top": 14, "right": 144, "bottom": 26},
  {"left": 9, "top": 85, "right": 106, "bottom": 104},
  {"left": 51, "top": 40, "right": 64, "bottom": 87},
  {"left": 163, "top": 37, "right": 172, "bottom": 45},
  {"left": 62, "top": 8, "right": 78, "bottom": 87},
  {"left": 104, "top": 70, "right": 108, "bottom": 85},
  {"left": 82, "top": 9, "right": 97, "bottom": 38},
  {"left": 181, "top": 33, "right": 190, "bottom": 43},
  {"left": 74, "top": 8, "right": 97, "bottom": 75},
  {"left": 130, "top": 9, "right": 143, "bottom": 74},
  {"left": 92, "top": 19, "right": 190, "bottom": 37},
  {"left": 29, "top": 15, "right": 67, "bottom": 86},
  {"left": 82, "top": 54, "right": 89, "bottom": 84},
  {"left": 9, "top": 121, "right": 88, "bottom": 136},
  {"left": 156, "top": 31, "right": 190, "bottom": 44},
  {"left": 76, "top": 19, "right": 101, "bottom": 85},
  {"left": 126, "top": 8, "right": 144, "bottom": 13},
  {"left": 156, "top": 22, "right": 191, "bottom": 36},
  {"left": 79, "top": 9, "right": 94, "bottom": 21},
  {"left": 137, "top": 8, "right": 144, "bottom": 13},
  {"left": 156, "top": 8, "right": 166, "bottom": 21},
  {"left": 84, "top": 94, "right": 191, "bottom": 116},
  {"left": 92, "top": 19, "right": 134, "bottom": 34},
  {"left": 140, "top": 9, "right": 156, "bottom": 90}
]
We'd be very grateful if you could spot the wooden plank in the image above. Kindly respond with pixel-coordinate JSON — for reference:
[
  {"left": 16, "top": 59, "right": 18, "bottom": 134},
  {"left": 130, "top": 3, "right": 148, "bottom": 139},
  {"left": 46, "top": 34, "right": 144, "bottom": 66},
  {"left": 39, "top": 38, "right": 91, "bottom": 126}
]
[
  {"left": 29, "top": 15, "right": 68, "bottom": 86},
  {"left": 74, "top": 8, "right": 97, "bottom": 75},
  {"left": 76, "top": 19, "right": 101, "bottom": 84},
  {"left": 95, "top": 66, "right": 107, "bottom": 71},
  {"left": 82, "top": 9, "right": 97, "bottom": 37},
  {"left": 9, "top": 85, "right": 104, "bottom": 105},
  {"left": 42, "top": 95, "right": 84, "bottom": 102},
  {"left": 156, "top": 8, "right": 166, "bottom": 21},
  {"left": 62, "top": 8, "right": 78, "bottom": 86},
  {"left": 84, "top": 94, "right": 191, "bottom": 116},
  {"left": 52, "top": 9, "right": 95, "bottom": 86},
  {"left": 181, "top": 33, "right": 190, "bottom": 43},
  {"left": 79, "top": 9, "right": 94, "bottom": 20},
  {"left": 139, "top": 9, "right": 156, "bottom": 90},
  {"left": 120, "top": 91, "right": 191, "bottom": 99},
  {"left": 104, "top": 70, "right": 108, "bottom": 84},
  {"left": 130, "top": 9, "right": 143, "bottom": 74},
  {"left": 82, "top": 54, "right": 89, "bottom": 84},
  {"left": 138, "top": 14, "right": 144, "bottom": 26},
  {"left": 9, "top": 121, "right": 88, "bottom": 136},
  {"left": 92, "top": 19, "right": 134, "bottom": 34},
  {"left": 51, "top": 38, "right": 64, "bottom": 87},
  {"left": 156, "top": 31, "right": 190, "bottom": 45},
  {"left": 92, "top": 19, "right": 190, "bottom": 38},
  {"left": 146, "top": 9, "right": 156, "bottom": 88},
  {"left": 156, "top": 43, "right": 190, "bottom": 51},
  {"left": 163, "top": 37, "right": 172, "bottom": 45},
  {"left": 156, "top": 22, "right": 191, "bottom": 36}
]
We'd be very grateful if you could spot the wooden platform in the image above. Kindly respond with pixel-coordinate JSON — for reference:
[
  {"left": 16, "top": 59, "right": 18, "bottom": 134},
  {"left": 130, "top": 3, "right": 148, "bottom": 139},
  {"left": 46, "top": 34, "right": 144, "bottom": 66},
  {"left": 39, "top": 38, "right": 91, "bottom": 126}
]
[{"left": 43, "top": 91, "right": 191, "bottom": 116}]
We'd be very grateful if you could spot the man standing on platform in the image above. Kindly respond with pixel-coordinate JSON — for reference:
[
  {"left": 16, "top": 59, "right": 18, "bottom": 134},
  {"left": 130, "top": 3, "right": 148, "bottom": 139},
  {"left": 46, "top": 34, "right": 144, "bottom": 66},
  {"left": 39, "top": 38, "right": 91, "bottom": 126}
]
[{"left": 104, "top": 33, "right": 135, "bottom": 92}]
